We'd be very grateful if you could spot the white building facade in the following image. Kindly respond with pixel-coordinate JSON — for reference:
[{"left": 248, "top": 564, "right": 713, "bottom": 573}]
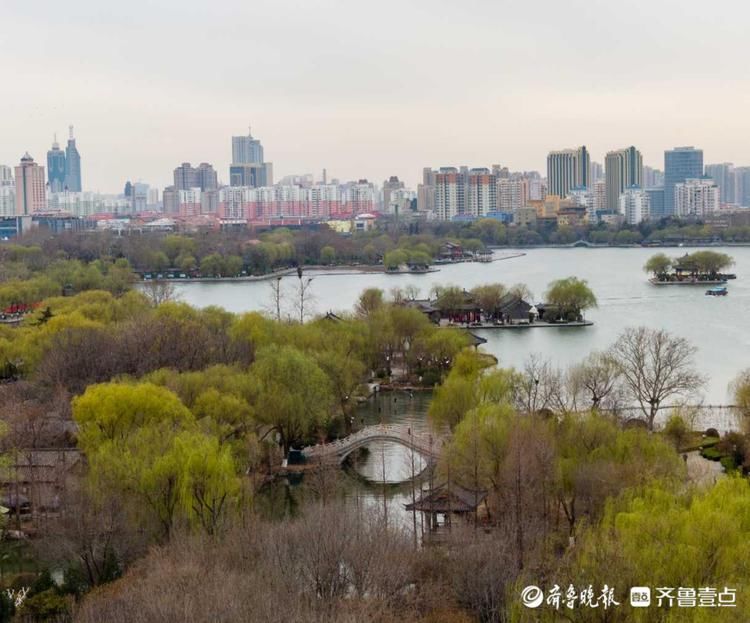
[{"left": 674, "top": 178, "right": 719, "bottom": 218}]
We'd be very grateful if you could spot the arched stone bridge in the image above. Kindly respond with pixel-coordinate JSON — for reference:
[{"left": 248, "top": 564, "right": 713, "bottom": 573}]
[{"left": 301, "top": 424, "right": 443, "bottom": 466}]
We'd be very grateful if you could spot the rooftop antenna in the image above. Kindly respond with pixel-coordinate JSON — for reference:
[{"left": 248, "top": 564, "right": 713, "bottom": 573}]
[
  {"left": 248, "top": 124, "right": 252, "bottom": 138},
  {"left": 69, "top": 125, "right": 74, "bottom": 140},
  {"left": 53, "top": 133, "right": 59, "bottom": 149}
]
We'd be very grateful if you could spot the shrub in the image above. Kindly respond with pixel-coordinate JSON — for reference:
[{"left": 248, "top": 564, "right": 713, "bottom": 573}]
[
  {"left": 18, "top": 589, "right": 70, "bottom": 619},
  {"left": 705, "top": 427, "right": 719, "bottom": 438}
]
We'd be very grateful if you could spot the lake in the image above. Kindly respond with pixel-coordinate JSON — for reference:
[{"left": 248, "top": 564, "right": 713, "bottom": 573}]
[{"left": 173, "top": 246, "right": 750, "bottom": 404}]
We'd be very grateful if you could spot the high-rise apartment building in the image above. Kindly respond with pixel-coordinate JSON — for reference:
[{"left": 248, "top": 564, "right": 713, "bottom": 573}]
[
  {"left": 497, "top": 177, "right": 529, "bottom": 213},
  {"left": 546, "top": 146, "right": 590, "bottom": 198},
  {"left": 604, "top": 146, "right": 642, "bottom": 211},
  {"left": 173, "top": 162, "right": 218, "bottom": 191},
  {"left": 590, "top": 161, "right": 603, "bottom": 184},
  {"left": 64, "top": 126, "right": 82, "bottom": 192},
  {"left": 643, "top": 166, "right": 664, "bottom": 188},
  {"left": 434, "top": 168, "right": 465, "bottom": 220},
  {"left": 466, "top": 169, "right": 497, "bottom": 217},
  {"left": 674, "top": 178, "right": 719, "bottom": 218},
  {"left": 619, "top": 186, "right": 649, "bottom": 224},
  {"left": 46, "top": 136, "right": 66, "bottom": 193},
  {"left": 705, "top": 163, "right": 735, "bottom": 205},
  {"left": 734, "top": 167, "right": 750, "bottom": 207},
  {"left": 593, "top": 180, "right": 607, "bottom": 212},
  {"left": 0, "top": 165, "right": 12, "bottom": 186},
  {"left": 664, "top": 147, "right": 703, "bottom": 216},
  {"left": 15, "top": 153, "right": 47, "bottom": 215},
  {"left": 382, "top": 176, "right": 405, "bottom": 212},
  {"left": 0, "top": 167, "right": 14, "bottom": 217}
]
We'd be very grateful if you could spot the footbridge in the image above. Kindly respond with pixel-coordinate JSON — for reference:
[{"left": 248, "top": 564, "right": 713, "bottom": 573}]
[{"left": 301, "top": 424, "right": 443, "bottom": 465}]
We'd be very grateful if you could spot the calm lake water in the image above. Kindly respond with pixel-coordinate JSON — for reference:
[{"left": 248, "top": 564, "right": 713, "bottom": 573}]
[{"left": 174, "top": 246, "right": 750, "bottom": 404}]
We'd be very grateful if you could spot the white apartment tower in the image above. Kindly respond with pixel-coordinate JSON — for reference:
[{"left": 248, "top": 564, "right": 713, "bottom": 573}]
[{"left": 674, "top": 178, "right": 719, "bottom": 218}]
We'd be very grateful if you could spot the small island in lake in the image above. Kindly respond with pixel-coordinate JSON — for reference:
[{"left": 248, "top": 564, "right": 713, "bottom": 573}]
[
  {"left": 645, "top": 250, "right": 736, "bottom": 285},
  {"left": 401, "top": 277, "right": 596, "bottom": 329}
]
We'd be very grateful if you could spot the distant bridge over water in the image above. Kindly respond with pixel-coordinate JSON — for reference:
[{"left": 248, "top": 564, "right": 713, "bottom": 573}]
[{"left": 301, "top": 424, "right": 443, "bottom": 466}]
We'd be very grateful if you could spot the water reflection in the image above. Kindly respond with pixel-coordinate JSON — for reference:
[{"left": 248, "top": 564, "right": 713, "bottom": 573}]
[
  {"left": 346, "top": 440, "right": 428, "bottom": 483},
  {"left": 256, "top": 392, "right": 436, "bottom": 529}
]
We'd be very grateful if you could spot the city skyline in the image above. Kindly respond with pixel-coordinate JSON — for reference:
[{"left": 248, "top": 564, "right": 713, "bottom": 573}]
[{"left": 3, "top": 0, "right": 750, "bottom": 192}]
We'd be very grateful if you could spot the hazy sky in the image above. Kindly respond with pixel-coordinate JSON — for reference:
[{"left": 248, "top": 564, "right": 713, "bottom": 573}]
[{"left": 2, "top": 0, "right": 749, "bottom": 192}]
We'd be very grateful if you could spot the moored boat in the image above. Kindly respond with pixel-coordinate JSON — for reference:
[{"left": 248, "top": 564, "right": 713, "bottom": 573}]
[{"left": 705, "top": 286, "right": 728, "bottom": 296}]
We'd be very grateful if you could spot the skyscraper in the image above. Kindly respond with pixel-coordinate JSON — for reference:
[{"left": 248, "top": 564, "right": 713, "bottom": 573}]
[
  {"left": 232, "top": 127, "right": 264, "bottom": 164},
  {"left": 46, "top": 136, "right": 66, "bottom": 193},
  {"left": 546, "top": 146, "right": 590, "bottom": 198},
  {"left": 664, "top": 147, "right": 703, "bottom": 216},
  {"left": 434, "top": 167, "right": 465, "bottom": 220},
  {"left": 229, "top": 127, "right": 273, "bottom": 188},
  {"left": 0, "top": 165, "right": 12, "bottom": 186},
  {"left": 15, "top": 153, "right": 47, "bottom": 215},
  {"left": 173, "top": 162, "right": 217, "bottom": 191},
  {"left": 643, "top": 166, "right": 664, "bottom": 188},
  {"left": 705, "top": 163, "right": 735, "bottom": 205},
  {"left": 64, "top": 126, "right": 82, "bottom": 192},
  {"left": 604, "top": 146, "right": 643, "bottom": 211},
  {"left": 645, "top": 188, "right": 665, "bottom": 220}
]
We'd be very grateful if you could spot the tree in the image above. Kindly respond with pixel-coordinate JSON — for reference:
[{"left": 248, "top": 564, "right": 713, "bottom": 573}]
[
  {"left": 567, "top": 351, "right": 622, "bottom": 411},
  {"left": 609, "top": 327, "right": 705, "bottom": 430},
  {"left": 433, "top": 285, "right": 466, "bottom": 314},
  {"left": 295, "top": 268, "right": 314, "bottom": 323},
  {"left": 200, "top": 253, "right": 225, "bottom": 277},
  {"left": 644, "top": 252, "right": 672, "bottom": 277},
  {"left": 320, "top": 246, "right": 336, "bottom": 265},
  {"left": 73, "top": 382, "right": 242, "bottom": 540},
  {"left": 554, "top": 413, "right": 683, "bottom": 538},
  {"left": 267, "top": 276, "right": 284, "bottom": 321},
  {"left": 142, "top": 279, "right": 177, "bottom": 307},
  {"left": 470, "top": 283, "right": 506, "bottom": 320},
  {"left": 383, "top": 249, "right": 408, "bottom": 271},
  {"left": 354, "top": 288, "right": 384, "bottom": 318},
  {"left": 544, "top": 277, "right": 597, "bottom": 321},
  {"left": 550, "top": 478, "right": 750, "bottom": 620},
  {"left": 251, "top": 345, "right": 334, "bottom": 453},
  {"left": 688, "top": 250, "right": 734, "bottom": 276},
  {"left": 73, "top": 382, "right": 194, "bottom": 449},
  {"left": 732, "top": 369, "right": 750, "bottom": 420}
]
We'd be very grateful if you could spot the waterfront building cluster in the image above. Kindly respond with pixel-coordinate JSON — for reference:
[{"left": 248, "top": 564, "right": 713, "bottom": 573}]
[{"left": 2, "top": 124, "right": 750, "bottom": 236}]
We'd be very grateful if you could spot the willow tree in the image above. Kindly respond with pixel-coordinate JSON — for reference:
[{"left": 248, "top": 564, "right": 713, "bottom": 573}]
[
  {"left": 544, "top": 277, "right": 597, "bottom": 321},
  {"left": 644, "top": 252, "right": 672, "bottom": 278},
  {"left": 251, "top": 345, "right": 334, "bottom": 453}
]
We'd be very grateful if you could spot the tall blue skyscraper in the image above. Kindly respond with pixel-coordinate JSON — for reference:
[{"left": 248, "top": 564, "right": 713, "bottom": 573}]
[
  {"left": 64, "top": 125, "right": 82, "bottom": 192},
  {"left": 229, "top": 125, "right": 273, "bottom": 188},
  {"left": 232, "top": 127, "right": 264, "bottom": 164},
  {"left": 46, "top": 135, "right": 66, "bottom": 193},
  {"left": 664, "top": 147, "right": 703, "bottom": 216}
]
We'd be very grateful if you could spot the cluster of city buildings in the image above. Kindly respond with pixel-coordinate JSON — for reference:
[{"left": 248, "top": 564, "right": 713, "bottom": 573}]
[
  {"left": 419, "top": 145, "right": 746, "bottom": 228},
  {"left": 2, "top": 127, "right": 750, "bottom": 237}
]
